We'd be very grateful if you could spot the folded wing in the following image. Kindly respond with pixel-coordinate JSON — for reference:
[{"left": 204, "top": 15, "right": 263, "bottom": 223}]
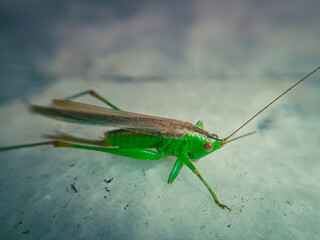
[{"left": 30, "top": 100, "right": 202, "bottom": 138}]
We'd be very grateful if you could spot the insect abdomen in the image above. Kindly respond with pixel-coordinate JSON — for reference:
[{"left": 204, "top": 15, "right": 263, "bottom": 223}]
[{"left": 104, "top": 129, "right": 163, "bottom": 148}]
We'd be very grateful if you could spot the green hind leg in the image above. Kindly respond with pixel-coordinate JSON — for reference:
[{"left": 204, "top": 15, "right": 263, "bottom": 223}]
[
  {"left": 63, "top": 90, "right": 121, "bottom": 110},
  {"left": 0, "top": 140, "right": 163, "bottom": 160},
  {"left": 67, "top": 143, "right": 163, "bottom": 160}
]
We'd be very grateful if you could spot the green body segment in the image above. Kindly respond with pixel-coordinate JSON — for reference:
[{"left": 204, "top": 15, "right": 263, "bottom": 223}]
[
  {"left": 105, "top": 129, "right": 167, "bottom": 148},
  {"left": 104, "top": 129, "right": 222, "bottom": 160}
]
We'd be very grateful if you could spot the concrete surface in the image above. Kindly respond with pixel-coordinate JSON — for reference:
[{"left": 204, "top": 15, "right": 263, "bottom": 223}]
[{"left": 0, "top": 74, "right": 319, "bottom": 239}]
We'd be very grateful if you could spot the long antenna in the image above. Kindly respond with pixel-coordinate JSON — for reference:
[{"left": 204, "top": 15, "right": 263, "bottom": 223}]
[
  {"left": 222, "top": 131, "right": 257, "bottom": 145},
  {"left": 223, "top": 66, "right": 320, "bottom": 141}
]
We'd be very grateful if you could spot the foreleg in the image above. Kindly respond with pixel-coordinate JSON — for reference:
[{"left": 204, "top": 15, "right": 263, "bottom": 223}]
[{"left": 183, "top": 157, "right": 231, "bottom": 211}]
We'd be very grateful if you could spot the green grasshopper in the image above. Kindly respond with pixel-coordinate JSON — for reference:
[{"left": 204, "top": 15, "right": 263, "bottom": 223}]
[{"left": 1, "top": 67, "right": 319, "bottom": 211}]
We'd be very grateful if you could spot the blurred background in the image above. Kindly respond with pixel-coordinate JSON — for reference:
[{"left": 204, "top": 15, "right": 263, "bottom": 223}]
[
  {"left": 1, "top": 0, "right": 319, "bottom": 103},
  {"left": 1, "top": 1, "right": 320, "bottom": 239}
]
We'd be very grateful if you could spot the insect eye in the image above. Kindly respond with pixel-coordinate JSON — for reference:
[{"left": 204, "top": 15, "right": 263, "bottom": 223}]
[{"left": 204, "top": 142, "right": 213, "bottom": 152}]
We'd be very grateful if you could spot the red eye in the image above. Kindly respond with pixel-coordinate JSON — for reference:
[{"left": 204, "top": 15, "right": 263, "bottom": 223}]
[{"left": 204, "top": 142, "right": 213, "bottom": 152}]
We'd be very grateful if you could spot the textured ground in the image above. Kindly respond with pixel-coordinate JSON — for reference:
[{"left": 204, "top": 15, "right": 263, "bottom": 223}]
[{"left": 0, "top": 74, "right": 319, "bottom": 239}]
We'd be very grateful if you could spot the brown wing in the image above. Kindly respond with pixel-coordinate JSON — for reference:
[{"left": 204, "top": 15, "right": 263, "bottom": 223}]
[{"left": 30, "top": 100, "right": 210, "bottom": 139}]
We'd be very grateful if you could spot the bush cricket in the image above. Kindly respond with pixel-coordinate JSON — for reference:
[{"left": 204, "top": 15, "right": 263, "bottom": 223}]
[{"left": 1, "top": 66, "right": 319, "bottom": 211}]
